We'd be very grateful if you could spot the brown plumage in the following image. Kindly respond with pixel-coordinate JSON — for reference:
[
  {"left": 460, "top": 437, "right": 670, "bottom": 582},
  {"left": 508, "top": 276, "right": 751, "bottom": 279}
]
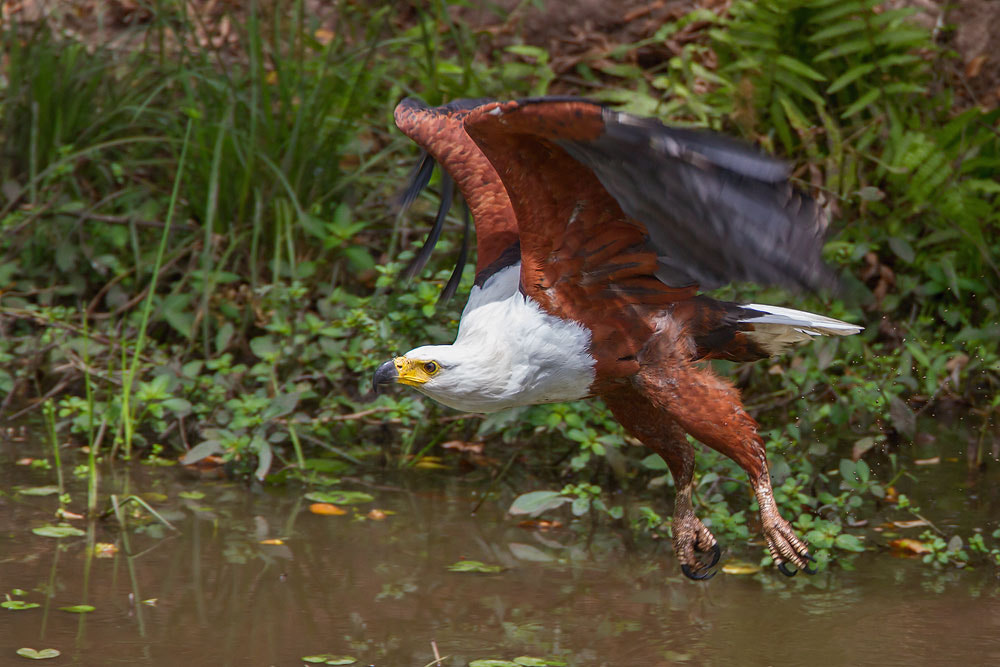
[{"left": 378, "top": 96, "right": 861, "bottom": 579}]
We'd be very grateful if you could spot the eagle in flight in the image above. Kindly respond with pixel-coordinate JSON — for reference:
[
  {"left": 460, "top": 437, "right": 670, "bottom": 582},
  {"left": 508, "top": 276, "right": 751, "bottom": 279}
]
[{"left": 373, "top": 97, "right": 861, "bottom": 579}]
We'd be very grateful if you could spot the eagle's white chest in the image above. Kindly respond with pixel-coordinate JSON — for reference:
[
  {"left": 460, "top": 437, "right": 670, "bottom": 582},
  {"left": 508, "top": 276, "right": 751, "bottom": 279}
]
[{"left": 405, "top": 264, "right": 596, "bottom": 413}]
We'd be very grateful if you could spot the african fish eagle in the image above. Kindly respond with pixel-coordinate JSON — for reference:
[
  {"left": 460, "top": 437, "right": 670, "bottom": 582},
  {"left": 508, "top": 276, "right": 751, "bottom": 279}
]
[{"left": 373, "top": 97, "right": 861, "bottom": 580}]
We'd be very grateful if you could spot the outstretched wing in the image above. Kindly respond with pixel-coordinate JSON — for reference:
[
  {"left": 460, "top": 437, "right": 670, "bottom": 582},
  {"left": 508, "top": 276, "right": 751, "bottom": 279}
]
[{"left": 462, "top": 97, "right": 835, "bottom": 294}]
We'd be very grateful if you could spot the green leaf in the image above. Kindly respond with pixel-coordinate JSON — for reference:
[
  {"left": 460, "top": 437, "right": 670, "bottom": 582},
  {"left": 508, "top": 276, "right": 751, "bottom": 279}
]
[
  {"left": 641, "top": 454, "right": 668, "bottom": 470},
  {"left": 840, "top": 88, "right": 881, "bottom": 118},
  {"left": 252, "top": 437, "right": 273, "bottom": 481},
  {"left": 834, "top": 533, "right": 865, "bottom": 552},
  {"left": 32, "top": 524, "right": 86, "bottom": 538},
  {"left": 15, "top": 648, "right": 61, "bottom": 660},
  {"left": 506, "top": 44, "right": 549, "bottom": 62},
  {"left": 775, "top": 55, "right": 825, "bottom": 81},
  {"left": 178, "top": 491, "right": 205, "bottom": 500},
  {"left": 507, "top": 491, "right": 570, "bottom": 516},
  {"left": 2, "top": 600, "right": 40, "bottom": 610},
  {"left": 469, "top": 661, "right": 519, "bottom": 667},
  {"left": 304, "top": 490, "right": 374, "bottom": 505},
  {"left": 58, "top": 604, "right": 95, "bottom": 613},
  {"left": 161, "top": 398, "right": 193, "bottom": 416},
  {"left": 815, "top": 37, "right": 874, "bottom": 62},
  {"left": 447, "top": 560, "right": 503, "bottom": 574},
  {"left": 887, "top": 236, "right": 914, "bottom": 264},
  {"left": 262, "top": 392, "right": 299, "bottom": 420},
  {"left": 826, "top": 63, "right": 875, "bottom": 94},
  {"left": 302, "top": 655, "right": 356, "bottom": 665},
  {"left": 808, "top": 18, "right": 864, "bottom": 42},
  {"left": 773, "top": 69, "right": 825, "bottom": 105},
  {"left": 249, "top": 335, "right": 279, "bottom": 361},
  {"left": 17, "top": 486, "right": 60, "bottom": 496},
  {"left": 180, "top": 440, "right": 223, "bottom": 465},
  {"left": 838, "top": 458, "right": 856, "bottom": 482},
  {"left": 856, "top": 186, "right": 884, "bottom": 201}
]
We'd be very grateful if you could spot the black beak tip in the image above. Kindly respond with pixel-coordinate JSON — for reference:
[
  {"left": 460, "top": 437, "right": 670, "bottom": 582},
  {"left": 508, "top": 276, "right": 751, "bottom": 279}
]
[{"left": 372, "top": 360, "right": 398, "bottom": 395}]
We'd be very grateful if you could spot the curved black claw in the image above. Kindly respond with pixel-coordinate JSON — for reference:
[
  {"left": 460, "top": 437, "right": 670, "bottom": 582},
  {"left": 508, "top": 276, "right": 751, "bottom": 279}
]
[
  {"left": 802, "top": 554, "right": 819, "bottom": 575},
  {"left": 777, "top": 561, "right": 798, "bottom": 577},
  {"left": 706, "top": 542, "right": 721, "bottom": 569},
  {"left": 681, "top": 563, "right": 717, "bottom": 581}
]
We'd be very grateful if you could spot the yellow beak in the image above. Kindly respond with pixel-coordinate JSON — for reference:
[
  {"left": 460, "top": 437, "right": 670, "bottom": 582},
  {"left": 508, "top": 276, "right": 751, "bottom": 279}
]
[{"left": 373, "top": 356, "right": 434, "bottom": 394}]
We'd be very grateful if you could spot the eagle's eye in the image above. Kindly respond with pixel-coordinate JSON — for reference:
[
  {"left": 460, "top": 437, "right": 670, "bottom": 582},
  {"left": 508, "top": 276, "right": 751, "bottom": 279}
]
[{"left": 423, "top": 361, "right": 439, "bottom": 375}]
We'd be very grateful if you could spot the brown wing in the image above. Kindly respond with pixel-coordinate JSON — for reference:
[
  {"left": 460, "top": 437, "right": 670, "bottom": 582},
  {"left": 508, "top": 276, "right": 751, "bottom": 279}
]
[
  {"left": 461, "top": 97, "right": 835, "bottom": 371},
  {"left": 394, "top": 98, "right": 518, "bottom": 274}
]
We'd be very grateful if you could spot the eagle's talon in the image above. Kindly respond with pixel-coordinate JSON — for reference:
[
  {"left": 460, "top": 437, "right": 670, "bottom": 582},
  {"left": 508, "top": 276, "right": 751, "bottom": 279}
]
[
  {"left": 706, "top": 542, "right": 721, "bottom": 569},
  {"left": 776, "top": 561, "right": 798, "bottom": 577},
  {"left": 681, "top": 563, "right": 717, "bottom": 581},
  {"left": 673, "top": 508, "right": 720, "bottom": 581}
]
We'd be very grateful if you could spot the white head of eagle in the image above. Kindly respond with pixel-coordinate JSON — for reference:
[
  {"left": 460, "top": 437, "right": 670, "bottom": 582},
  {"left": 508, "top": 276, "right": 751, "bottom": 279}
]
[{"left": 372, "top": 264, "right": 596, "bottom": 413}]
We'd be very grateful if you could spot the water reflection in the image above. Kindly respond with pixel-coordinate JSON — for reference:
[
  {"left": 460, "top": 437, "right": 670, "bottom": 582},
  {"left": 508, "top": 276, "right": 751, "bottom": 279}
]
[{"left": 1, "top": 432, "right": 998, "bottom": 666}]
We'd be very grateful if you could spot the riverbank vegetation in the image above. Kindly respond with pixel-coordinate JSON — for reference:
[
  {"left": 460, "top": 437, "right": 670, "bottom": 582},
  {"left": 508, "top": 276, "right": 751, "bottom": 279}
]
[{"left": 1, "top": 0, "right": 997, "bottom": 571}]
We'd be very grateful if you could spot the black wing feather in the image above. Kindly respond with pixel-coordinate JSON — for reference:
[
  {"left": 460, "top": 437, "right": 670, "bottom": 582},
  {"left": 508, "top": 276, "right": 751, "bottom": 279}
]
[
  {"left": 438, "top": 201, "right": 470, "bottom": 304},
  {"left": 397, "top": 150, "right": 435, "bottom": 211},
  {"left": 402, "top": 172, "right": 455, "bottom": 281},
  {"left": 556, "top": 106, "right": 835, "bottom": 292}
]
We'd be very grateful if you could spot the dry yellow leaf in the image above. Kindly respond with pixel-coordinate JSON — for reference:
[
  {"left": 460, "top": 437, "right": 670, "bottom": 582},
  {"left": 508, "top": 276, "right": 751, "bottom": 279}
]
[
  {"left": 309, "top": 502, "right": 347, "bottom": 516},
  {"left": 721, "top": 561, "right": 761, "bottom": 575}
]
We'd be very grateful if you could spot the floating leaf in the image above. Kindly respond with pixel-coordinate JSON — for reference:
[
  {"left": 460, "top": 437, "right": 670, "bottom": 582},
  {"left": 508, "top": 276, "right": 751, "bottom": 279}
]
[
  {"left": 447, "top": 560, "right": 503, "bottom": 574},
  {"left": 889, "top": 538, "right": 931, "bottom": 555},
  {"left": 413, "top": 458, "right": 449, "bottom": 470},
  {"left": 508, "top": 543, "right": 554, "bottom": 563},
  {"left": 721, "top": 561, "right": 761, "bottom": 575},
  {"left": 305, "top": 491, "right": 374, "bottom": 505},
  {"left": 58, "top": 605, "right": 95, "bottom": 613},
  {"left": 469, "top": 661, "right": 519, "bottom": 667},
  {"left": 94, "top": 543, "right": 118, "bottom": 558},
  {"left": 15, "top": 648, "right": 60, "bottom": 660},
  {"left": 32, "top": 525, "right": 85, "bottom": 538},
  {"left": 259, "top": 538, "right": 285, "bottom": 545},
  {"left": 515, "top": 658, "right": 567, "bottom": 667},
  {"left": 441, "top": 440, "right": 484, "bottom": 454},
  {"left": 309, "top": 503, "right": 347, "bottom": 516},
  {"left": 178, "top": 491, "right": 205, "bottom": 500},
  {"left": 2, "top": 600, "right": 40, "bottom": 610},
  {"left": 302, "top": 655, "right": 356, "bottom": 665},
  {"left": 508, "top": 491, "right": 570, "bottom": 516},
  {"left": 517, "top": 519, "right": 562, "bottom": 531},
  {"left": 18, "top": 486, "right": 60, "bottom": 496}
]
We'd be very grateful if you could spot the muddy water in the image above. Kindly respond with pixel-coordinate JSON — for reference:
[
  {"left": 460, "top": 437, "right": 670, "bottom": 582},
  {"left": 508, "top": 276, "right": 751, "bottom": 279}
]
[{"left": 1, "top": 430, "right": 998, "bottom": 667}]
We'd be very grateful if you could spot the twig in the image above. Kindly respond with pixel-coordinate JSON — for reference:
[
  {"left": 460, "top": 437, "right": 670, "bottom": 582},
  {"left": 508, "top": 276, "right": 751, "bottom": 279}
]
[{"left": 421, "top": 641, "right": 447, "bottom": 667}]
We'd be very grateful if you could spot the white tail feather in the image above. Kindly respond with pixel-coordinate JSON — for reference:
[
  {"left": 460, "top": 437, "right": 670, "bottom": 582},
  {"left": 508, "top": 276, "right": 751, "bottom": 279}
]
[{"left": 741, "top": 303, "right": 862, "bottom": 355}]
